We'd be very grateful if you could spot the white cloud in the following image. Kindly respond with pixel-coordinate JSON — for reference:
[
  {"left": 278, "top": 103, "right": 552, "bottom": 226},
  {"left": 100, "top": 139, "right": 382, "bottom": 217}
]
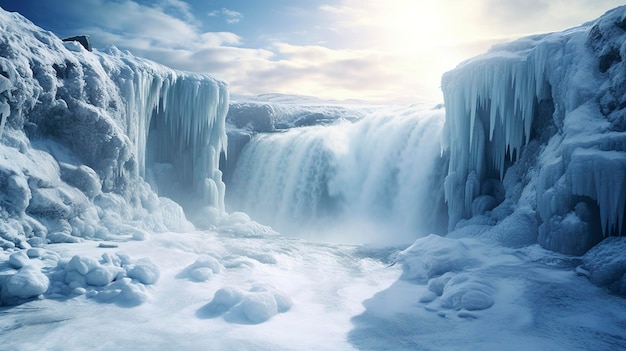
[
  {"left": 157, "top": 0, "right": 197, "bottom": 24},
  {"left": 33, "top": 0, "right": 626, "bottom": 103},
  {"left": 208, "top": 8, "right": 243, "bottom": 24}
]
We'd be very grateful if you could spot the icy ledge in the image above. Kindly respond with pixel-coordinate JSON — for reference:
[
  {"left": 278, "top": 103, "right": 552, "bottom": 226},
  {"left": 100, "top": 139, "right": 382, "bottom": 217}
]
[
  {"left": 0, "top": 8, "right": 228, "bottom": 250},
  {"left": 441, "top": 6, "right": 626, "bottom": 255}
]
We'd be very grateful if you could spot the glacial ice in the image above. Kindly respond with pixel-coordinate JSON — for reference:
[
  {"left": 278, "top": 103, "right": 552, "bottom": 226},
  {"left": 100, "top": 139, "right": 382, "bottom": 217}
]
[{"left": 442, "top": 6, "right": 626, "bottom": 254}]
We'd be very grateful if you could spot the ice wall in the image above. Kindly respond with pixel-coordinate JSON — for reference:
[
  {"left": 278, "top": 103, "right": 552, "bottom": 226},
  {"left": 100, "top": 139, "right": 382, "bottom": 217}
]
[
  {"left": 442, "top": 6, "right": 626, "bottom": 254},
  {"left": 226, "top": 103, "right": 448, "bottom": 244},
  {"left": 0, "top": 8, "right": 228, "bottom": 247}
]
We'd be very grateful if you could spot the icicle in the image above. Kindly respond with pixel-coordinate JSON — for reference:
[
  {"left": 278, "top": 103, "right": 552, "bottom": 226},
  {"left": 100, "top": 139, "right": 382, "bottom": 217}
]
[
  {"left": 568, "top": 149, "right": 626, "bottom": 236},
  {"left": 112, "top": 57, "right": 228, "bottom": 214},
  {"left": 441, "top": 39, "right": 551, "bottom": 226}
]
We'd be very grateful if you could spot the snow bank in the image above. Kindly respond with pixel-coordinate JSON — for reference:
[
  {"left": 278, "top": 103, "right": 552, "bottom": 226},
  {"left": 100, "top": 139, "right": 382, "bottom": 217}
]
[
  {"left": 442, "top": 6, "right": 626, "bottom": 255},
  {"left": 396, "top": 234, "right": 519, "bottom": 317},
  {"left": 0, "top": 7, "right": 228, "bottom": 249}
]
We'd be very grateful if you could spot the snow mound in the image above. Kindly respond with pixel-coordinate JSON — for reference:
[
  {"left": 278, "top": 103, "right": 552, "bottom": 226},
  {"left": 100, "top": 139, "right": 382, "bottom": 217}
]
[
  {"left": 396, "top": 234, "right": 478, "bottom": 281},
  {"left": 398, "top": 234, "right": 522, "bottom": 316},
  {"left": 4, "top": 265, "right": 49, "bottom": 300},
  {"left": 198, "top": 283, "right": 293, "bottom": 324},
  {"left": 438, "top": 273, "right": 495, "bottom": 311},
  {"left": 0, "top": 247, "right": 61, "bottom": 304},
  {"left": 180, "top": 255, "right": 222, "bottom": 282},
  {"left": 41, "top": 252, "right": 159, "bottom": 307}
]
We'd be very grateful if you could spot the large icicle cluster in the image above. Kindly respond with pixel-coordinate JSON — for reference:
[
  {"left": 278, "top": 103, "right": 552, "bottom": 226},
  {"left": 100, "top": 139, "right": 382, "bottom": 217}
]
[
  {"left": 442, "top": 6, "right": 626, "bottom": 254},
  {"left": 107, "top": 51, "right": 229, "bottom": 220},
  {"left": 0, "top": 8, "right": 228, "bottom": 248}
]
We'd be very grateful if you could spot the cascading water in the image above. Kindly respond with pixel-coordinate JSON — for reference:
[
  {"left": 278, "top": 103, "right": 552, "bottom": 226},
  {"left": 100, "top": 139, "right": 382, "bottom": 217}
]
[{"left": 226, "top": 104, "right": 448, "bottom": 245}]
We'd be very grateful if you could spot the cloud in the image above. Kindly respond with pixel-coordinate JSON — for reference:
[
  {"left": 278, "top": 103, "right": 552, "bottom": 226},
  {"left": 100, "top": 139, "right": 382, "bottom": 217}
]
[
  {"left": 208, "top": 8, "right": 243, "bottom": 24},
  {"left": 157, "top": 0, "right": 197, "bottom": 24},
  {"left": 33, "top": 0, "right": 436, "bottom": 102},
  {"left": 9, "top": 0, "right": 625, "bottom": 103}
]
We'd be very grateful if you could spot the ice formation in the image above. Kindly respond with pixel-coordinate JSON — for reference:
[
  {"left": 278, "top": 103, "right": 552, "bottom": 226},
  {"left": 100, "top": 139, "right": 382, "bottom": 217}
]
[
  {"left": 0, "top": 7, "right": 228, "bottom": 252},
  {"left": 442, "top": 6, "right": 626, "bottom": 254}
]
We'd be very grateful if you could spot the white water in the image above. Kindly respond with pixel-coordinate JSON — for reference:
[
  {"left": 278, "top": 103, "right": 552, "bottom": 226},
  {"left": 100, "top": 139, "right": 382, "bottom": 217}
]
[{"left": 227, "top": 105, "right": 447, "bottom": 245}]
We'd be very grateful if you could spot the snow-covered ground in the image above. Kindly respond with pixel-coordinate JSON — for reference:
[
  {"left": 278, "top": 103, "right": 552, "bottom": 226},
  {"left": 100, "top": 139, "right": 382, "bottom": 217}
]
[{"left": 1, "top": 226, "right": 625, "bottom": 350}]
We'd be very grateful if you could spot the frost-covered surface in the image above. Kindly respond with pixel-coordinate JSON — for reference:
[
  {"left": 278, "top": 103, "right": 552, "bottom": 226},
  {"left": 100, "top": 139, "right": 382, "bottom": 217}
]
[
  {"left": 581, "top": 237, "right": 626, "bottom": 294},
  {"left": 442, "top": 6, "right": 626, "bottom": 255},
  {"left": 0, "top": 7, "right": 228, "bottom": 251},
  {"left": 1, "top": 229, "right": 625, "bottom": 350}
]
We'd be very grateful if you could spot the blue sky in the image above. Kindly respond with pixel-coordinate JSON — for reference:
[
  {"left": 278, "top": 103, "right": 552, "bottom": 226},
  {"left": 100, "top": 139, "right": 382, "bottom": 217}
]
[{"left": 1, "top": 0, "right": 624, "bottom": 102}]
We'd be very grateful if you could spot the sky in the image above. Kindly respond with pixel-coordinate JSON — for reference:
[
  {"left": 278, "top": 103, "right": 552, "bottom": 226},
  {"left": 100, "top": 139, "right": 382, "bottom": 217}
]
[{"left": 0, "top": 0, "right": 624, "bottom": 103}]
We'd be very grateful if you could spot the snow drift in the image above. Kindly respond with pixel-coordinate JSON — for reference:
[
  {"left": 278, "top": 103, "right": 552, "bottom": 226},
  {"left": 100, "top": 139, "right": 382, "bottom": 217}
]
[{"left": 0, "top": 8, "right": 228, "bottom": 252}]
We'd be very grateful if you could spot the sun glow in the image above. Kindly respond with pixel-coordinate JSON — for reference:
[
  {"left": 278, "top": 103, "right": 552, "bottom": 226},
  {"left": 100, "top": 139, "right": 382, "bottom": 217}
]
[{"left": 317, "top": 1, "right": 494, "bottom": 102}]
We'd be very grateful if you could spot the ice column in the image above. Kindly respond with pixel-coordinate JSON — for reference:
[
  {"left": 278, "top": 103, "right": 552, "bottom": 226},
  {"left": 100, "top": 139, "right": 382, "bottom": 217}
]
[
  {"left": 441, "top": 47, "right": 550, "bottom": 228},
  {"left": 115, "top": 58, "right": 229, "bottom": 213}
]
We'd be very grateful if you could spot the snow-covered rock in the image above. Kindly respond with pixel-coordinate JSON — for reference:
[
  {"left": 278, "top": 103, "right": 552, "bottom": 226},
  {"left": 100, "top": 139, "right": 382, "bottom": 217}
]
[
  {"left": 5, "top": 265, "right": 49, "bottom": 299},
  {"left": 0, "top": 7, "right": 228, "bottom": 249},
  {"left": 442, "top": 6, "right": 626, "bottom": 255},
  {"left": 198, "top": 283, "right": 293, "bottom": 324},
  {"left": 582, "top": 237, "right": 626, "bottom": 295}
]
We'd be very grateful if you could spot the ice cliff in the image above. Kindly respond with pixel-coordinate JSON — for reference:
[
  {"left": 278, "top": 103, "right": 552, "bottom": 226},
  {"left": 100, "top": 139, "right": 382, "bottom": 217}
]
[
  {"left": 0, "top": 8, "right": 228, "bottom": 248},
  {"left": 442, "top": 6, "right": 626, "bottom": 255}
]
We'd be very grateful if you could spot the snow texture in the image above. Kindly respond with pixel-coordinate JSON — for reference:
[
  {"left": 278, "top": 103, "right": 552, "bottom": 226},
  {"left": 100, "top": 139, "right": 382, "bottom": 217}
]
[
  {"left": 582, "top": 237, "right": 626, "bottom": 295},
  {"left": 442, "top": 6, "right": 626, "bottom": 254},
  {"left": 198, "top": 284, "right": 293, "bottom": 324},
  {"left": 47, "top": 251, "right": 159, "bottom": 306},
  {"left": 0, "top": 8, "right": 228, "bottom": 252}
]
